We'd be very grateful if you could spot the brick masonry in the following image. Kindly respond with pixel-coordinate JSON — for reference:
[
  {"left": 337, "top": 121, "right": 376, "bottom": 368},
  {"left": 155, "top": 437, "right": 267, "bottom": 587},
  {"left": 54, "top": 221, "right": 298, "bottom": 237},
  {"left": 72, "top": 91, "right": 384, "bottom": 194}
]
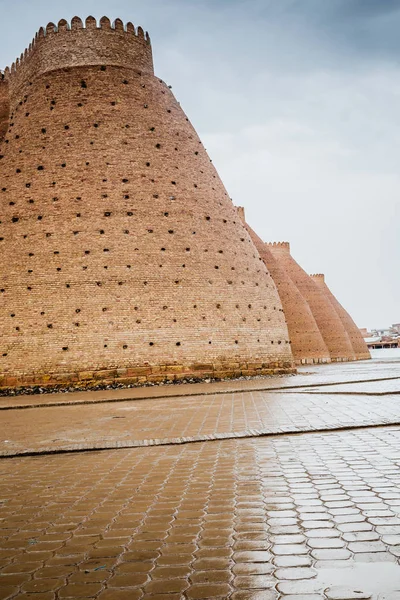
[
  {"left": 0, "top": 16, "right": 294, "bottom": 388},
  {"left": 267, "top": 243, "right": 357, "bottom": 362},
  {"left": 237, "top": 207, "right": 331, "bottom": 365},
  {"left": 310, "top": 274, "right": 370, "bottom": 361}
]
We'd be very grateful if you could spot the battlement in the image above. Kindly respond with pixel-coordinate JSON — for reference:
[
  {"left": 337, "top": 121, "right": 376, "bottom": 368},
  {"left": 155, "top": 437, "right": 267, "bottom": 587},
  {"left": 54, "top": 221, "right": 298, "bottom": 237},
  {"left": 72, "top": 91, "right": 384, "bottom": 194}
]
[
  {"left": 310, "top": 274, "right": 325, "bottom": 282},
  {"left": 236, "top": 206, "right": 246, "bottom": 221},
  {"left": 265, "top": 242, "right": 291, "bottom": 252},
  {"left": 3, "top": 16, "right": 154, "bottom": 103}
]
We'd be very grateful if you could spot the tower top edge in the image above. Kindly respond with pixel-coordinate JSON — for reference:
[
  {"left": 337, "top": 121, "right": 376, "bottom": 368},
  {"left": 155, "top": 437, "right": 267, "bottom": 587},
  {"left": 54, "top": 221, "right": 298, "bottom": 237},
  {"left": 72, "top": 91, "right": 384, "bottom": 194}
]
[
  {"left": 265, "top": 241, "right": 290, "bottom": 249},
  {"left": 3, "top": 16, "right": 151, "bottom": 79}
]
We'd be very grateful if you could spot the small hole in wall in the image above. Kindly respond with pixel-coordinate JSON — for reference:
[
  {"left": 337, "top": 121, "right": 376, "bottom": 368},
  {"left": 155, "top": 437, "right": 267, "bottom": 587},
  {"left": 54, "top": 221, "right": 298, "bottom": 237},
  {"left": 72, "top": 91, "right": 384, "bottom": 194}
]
[
  {"left": 62, "top": 347, "right": 69, "bottom": 351},
  {"left": 176, "top": 342, "right": 181, "bottom": 346},
  {"left": 81, "top": 80, "right": 87, "bottom": 88},
  {"left": 149, "top": 342, "right": 154, "bottom": 346}
]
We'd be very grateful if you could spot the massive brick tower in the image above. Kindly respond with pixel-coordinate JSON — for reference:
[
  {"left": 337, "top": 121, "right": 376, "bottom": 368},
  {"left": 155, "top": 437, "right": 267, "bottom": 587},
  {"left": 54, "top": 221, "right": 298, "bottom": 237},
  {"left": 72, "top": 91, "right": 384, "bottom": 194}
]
[
  {"left": 236, "top": 208, "right": 330, "bottom": 364},
  {"left": 267, "top": 243, "right": 356, "bottom": 362},
  {"left": 0, "top": 17, "right": 293, "bottom": 387},
  {"left": 310, "top": 274, "right": 370, "bottom": 361}
]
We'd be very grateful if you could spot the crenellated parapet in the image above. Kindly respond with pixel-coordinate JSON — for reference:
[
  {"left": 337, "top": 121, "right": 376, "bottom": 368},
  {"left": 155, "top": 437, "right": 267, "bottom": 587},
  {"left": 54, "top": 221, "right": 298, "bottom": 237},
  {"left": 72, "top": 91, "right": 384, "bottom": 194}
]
[
  {"left": 310, "top": 274, "right": 325, "bottom": 282},
  {"left": 3, "top": 16, "right": 153, "bottom": 104},
  {"left": 236, "top": 206, "right": 246, "bottom": 221},
  {"left": 265, "top": 241, "right": 290, "bottom": 252}
]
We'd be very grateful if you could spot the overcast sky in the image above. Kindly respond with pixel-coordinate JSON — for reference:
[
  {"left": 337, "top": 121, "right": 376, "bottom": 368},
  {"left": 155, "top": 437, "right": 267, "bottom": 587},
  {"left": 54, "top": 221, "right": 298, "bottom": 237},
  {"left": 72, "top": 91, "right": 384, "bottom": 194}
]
[{"left": 1, "top": 0, "right": 399, "bottom": 329}]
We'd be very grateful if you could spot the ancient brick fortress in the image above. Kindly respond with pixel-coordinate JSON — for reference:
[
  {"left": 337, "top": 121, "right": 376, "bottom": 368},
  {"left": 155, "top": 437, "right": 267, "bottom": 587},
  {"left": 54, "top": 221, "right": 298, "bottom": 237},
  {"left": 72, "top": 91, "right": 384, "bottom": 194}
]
[
  {"left": 237, "top": 208, "right": 369, "bottom": 364},
  {"left": 0, "top": 16, "right": 296, "bottom": 388},
  {"left": 0, "top": 16, "right": 369, "bottom": 389}
]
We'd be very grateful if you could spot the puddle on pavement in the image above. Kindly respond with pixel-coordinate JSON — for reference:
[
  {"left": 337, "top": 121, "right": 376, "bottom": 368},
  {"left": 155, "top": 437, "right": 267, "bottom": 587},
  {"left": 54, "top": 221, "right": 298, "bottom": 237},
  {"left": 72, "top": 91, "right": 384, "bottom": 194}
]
[{"left": 315, "top": 562, "right": 400, "bottom": 597}]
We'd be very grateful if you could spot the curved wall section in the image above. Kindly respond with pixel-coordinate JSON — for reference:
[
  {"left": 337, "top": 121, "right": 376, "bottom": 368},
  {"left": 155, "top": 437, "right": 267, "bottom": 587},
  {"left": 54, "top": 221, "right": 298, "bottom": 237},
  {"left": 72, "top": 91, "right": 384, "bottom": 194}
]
[
  {"left": 268, "top": 243, "right": 356, "bottom": 362},
  {"left": 236, "top": 208, "right": 330, "bottom": 364},
  {"left": 310, "top": 275, "right": 370, "bottom": 361},
  {"left": 0, "top": 18, "right": 294, "bottom": 387}
]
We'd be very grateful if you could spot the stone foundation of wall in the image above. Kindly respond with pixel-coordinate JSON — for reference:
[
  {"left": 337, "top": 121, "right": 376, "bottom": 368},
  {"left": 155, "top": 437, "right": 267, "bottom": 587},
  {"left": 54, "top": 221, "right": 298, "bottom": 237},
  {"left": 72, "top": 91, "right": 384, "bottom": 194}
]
[{"left": 0, "top": 361, "right": 295, "bottom": 390}]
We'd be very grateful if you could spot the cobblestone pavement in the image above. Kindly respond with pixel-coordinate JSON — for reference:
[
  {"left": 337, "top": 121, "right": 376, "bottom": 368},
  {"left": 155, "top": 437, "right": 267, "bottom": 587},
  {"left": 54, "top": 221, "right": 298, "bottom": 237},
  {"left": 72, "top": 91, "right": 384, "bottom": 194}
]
[
  {"left": 1, "top": 426, "right": 400, "bottom": 599},
  {"left": 1, "top": 353, "right": 400, "bottom": 597},
  {"left": 2, "top": 390, "right": 400, "bottom": 456}
]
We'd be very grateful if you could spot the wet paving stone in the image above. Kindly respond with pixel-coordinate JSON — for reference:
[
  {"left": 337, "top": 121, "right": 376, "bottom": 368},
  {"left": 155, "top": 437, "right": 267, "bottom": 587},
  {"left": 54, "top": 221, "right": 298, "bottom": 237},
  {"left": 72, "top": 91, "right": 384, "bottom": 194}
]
[
  {"left": 1, "top": 358, "right": 400, "bottom": 598},
  {"left": 2, "top": 371, "right": 400, "bottom": 456}
]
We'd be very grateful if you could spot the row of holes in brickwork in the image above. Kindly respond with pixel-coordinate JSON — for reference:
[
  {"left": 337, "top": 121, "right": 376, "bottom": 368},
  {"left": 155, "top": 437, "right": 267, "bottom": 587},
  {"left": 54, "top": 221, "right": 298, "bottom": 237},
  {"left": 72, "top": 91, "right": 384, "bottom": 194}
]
[
  {"left": 1, "top": 272, "right": 267, "bottom": 287},
  {"left": 1, "top": 338, "right": 289, "bottom": 357},
  {"left": 5, "top": 304, "right": 276, "bottom": 314},
  {"left": 0, "top": 216, "right": 238, "bottom": 226},
  {"left": 5, "top": 159, "right": 203, "bottom": 174}
]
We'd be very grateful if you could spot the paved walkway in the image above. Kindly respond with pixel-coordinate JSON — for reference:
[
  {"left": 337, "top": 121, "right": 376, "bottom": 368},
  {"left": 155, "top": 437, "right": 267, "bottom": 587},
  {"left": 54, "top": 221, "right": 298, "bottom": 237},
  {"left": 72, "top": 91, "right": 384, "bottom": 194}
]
[
  {"left": 1, "top": 352, "right": 400, "bottom": 598},
  {"left": 1, "top": 427, "right": 400, "bottom": 599},
  {"left": 1, "top": 391, "right": 400, "bottom": 456}
]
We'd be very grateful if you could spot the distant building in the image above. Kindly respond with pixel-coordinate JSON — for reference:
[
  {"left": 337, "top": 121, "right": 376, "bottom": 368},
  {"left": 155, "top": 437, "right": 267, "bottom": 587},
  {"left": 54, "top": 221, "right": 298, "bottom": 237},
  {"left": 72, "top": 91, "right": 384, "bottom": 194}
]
[{"left": 361, "top": 323, "right": 400, "bottom": 349}]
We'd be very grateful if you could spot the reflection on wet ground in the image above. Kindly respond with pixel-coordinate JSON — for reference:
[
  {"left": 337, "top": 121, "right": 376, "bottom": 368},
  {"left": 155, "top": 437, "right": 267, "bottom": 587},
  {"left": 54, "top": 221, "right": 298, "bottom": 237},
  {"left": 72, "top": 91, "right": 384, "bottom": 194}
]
[{"left": 1, "top": 351, "right": 400, "bottom": 598}]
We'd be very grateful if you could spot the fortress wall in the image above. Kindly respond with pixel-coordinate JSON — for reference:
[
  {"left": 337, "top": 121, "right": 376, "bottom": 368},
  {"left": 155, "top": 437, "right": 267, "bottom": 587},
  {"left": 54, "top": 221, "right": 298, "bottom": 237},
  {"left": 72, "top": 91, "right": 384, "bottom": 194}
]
[
  {"left": 267, "top": 243, "right": 356, "bottom": 362},
  {"left": 236, "top": 208, "right": 330, "bottom": 364},
  {"left": 0, "top": 20, "right": 294, "bottom": 388},
  {"left": 4, "top": 17, "right": 153, "bottom": 106},
  {"left": 0, "top": 75, "right": 9, "bottom": 142},
  {"left": 310, "top": 274, "right": 370, "bottom": 361}
]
